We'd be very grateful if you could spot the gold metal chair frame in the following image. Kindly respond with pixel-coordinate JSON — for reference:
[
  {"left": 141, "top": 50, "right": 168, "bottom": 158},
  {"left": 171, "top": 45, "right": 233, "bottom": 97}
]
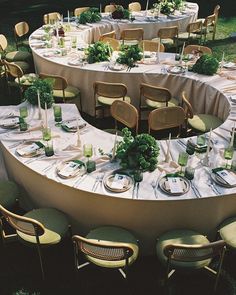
[
  {"left": 120, "top": 28, "right": 144, "bottom": 44},
  {"left": 74, "top": 7, "right": 90, "bottom": 17},
  {"left": 128, "top": 2, "right": 142, "bottom": 12},
  {"left": 183, "top": 45, "right": 212, "bottom": 55},
  {"left": 163, "top": 240, "right": 226, "bottom": 292},
  {"left": 99, "top": 30, "right": 116, "bottom": 41},
  {"left": 72, "top": 234, "right": 135, "bottom": 279},
  {"left": 14, "top": 21, "right": 30, "bottom": 50},
  {"left": 43, "top": 12, "right": 60, "bottom": 25},
  {"left": 100, "top": 37, "right": 120, "bottom": 51},
  {"left": 104, "top": 5, "right": 116, "bottom": 13},
  {"left": 179, "top": 20, "right": 203, "bottom": 44},
  {"left": 157, "top": 26, "right": 179, "bottom": 50},
  {"left": 139, "top": 40, "right": 165, "bottom": 52}
]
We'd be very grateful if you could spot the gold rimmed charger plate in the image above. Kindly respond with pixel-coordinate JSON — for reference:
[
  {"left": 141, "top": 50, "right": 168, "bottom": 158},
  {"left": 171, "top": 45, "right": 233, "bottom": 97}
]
[
  {"left": 0, "top": 116, "right": 19, "bottom": 129},
  {"left": 159, "top": 175, "right": 190, "bottom": 196},
  {"left": 16, "top": 141, "right": 44, "bottom": 158},
  {"left": 56, "top": 160, "right": 86, "bottom": 179},
  {"left": 211, "top": 168, "right": 236, "bottom": 188},
  {"left": 103, "top": 171, "right": 133, "bottom": 193},
  {"left": 167, "top": 66, "right": 185, "bottom": 74}
]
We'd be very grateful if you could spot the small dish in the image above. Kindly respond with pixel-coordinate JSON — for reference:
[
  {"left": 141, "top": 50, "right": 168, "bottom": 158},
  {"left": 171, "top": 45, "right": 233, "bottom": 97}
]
[
  {"left": 56, "top": 160, "right": 86, "bottom": 179},
  {"left": 16, "top": 141, "right": 44, "bottom": 158},
  {"left": 0, "top": 116, "right": 19, "bottom": 129},
  {"left": 61, "top": 119, "right": 86, "bottom": 132},
  {"left": 103, "top": 171, "right": 133, "bottom": 193},
  {"left": 159, "top": 175, "right": 190, "bottom": 196},
  {"left": 167, "top": 66, "right": 185, "bottom": 74}
]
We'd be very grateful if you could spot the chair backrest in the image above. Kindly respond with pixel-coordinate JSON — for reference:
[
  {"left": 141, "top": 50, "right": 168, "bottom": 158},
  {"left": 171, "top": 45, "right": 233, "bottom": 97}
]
[
  {"left": 213, "top": 5, "right": 220, "bottom": 20},
  {"left": 104, "top": 5, "right": 116, "bottom": 13},
  {"left": 94, "top": 81, "right": 127, "bottom": 99},
  {"left": 72, "top": 234, "right": 134, "bottom": 263},
  {"left": 121, "top": 28, "right": 144, "bottom": 41},
  {"left": 14, "top": 21, "right": 29, "bottom": 38},
  {"left": 128, "top": 2, "right": 142, "bottom": 12},
  {"left": 186, "top": 20, "right": 202, "bottom": 34},
  {"left": 140, "top": 83, "right": 171, "bottom": 107},
  {"left": 148, "top": 106, "right": 185, "bottom": 133},
  {"left": 183, "top": 45, "right": 212, "bottom": 55},
  {"left": 203, "top": 13, "right": 216, "bottom": 28},
  {"left": 139, "top": 40, "right": 165, "bottom": 52},
  {"left": 74, "top": 7, "right": 90, "bottom": 17},
  {"left": 39, "top": 73, "right": 68, "bottom": 91},
  {"left": 3, "top": 60, "right": 24, "bottom": 80},
  {"left": 43, "top": 12, "right": 60, "bottom": 25},
  {"left": 157, "top": 26, "right": 178, "bottom": 39},
  {"left": 0, "top": 34, "right": 8, "bottom": 51},
  {"left": 111, "top": 100, "right": 139, "bottom": 134},
  {"left": 100, "top": 37, "right": 120, "bottom": 51},
  {"left": 163, "top": 240, "right": 226, "bottom": 263},
  {"left": 0, "top": 205, "right": 45, "bottom": 237},
  {"left": 181, "top": 91, "right": 194, "bottom": 119},
  {"left": 99, "top": 30, "right": 116, "bottom": 41}
]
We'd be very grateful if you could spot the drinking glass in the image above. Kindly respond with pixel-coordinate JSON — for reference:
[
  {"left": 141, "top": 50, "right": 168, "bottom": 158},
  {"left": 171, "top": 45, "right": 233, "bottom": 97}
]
[
  {"left": 42, "top": 126, "right": 51, "bottom": 141},
  {"left": 83, "top": 144, "right": 96, "bottom": 173},
  {"left": 53, "top": 105, "right": 62, "bottom": 125},
  {"left": 197, "top": 134, "right": 206, "bottom": 146},
  {"left": 71, "top": 36, "right": 77, "bottom": 49},
  {"left": 19, "top": 118, "right": 28, "bottom": 131},
  {"left": 133, "top": 169, "right": 143, "bottom": 182},
  {"left": 44, "top": 140, "right": 54, "bottom": 157},
  {"left": 19, "top": 106, "right": 28, "bottom": 118},
  {"left": 231, "top": 160, "right": 236, "bottom": 171},
  {"left": 184, "top": 166, "right": 195, "bottom": 180},
  {"left": 178, "top": 152, "right": 189, "bottom": 175},
  {"left": 224, "top": 146, "right": 234, "bottom": 168}
]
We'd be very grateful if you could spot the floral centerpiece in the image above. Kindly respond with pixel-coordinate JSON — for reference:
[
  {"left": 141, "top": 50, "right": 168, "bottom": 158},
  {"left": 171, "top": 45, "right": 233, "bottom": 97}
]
[
  {"left": 111, "top": 5, "right": 130, "bottom": 19},
  {"left": 116, "top": 44, "right": 142, "bottom": 68},
  {"left": 24, "top": 78, "right": 54, "bottom": 109},
  {"left": 77, "top": 8, "right": 101, "bottom": 24},
  {"left": 116, "top": 128, "right": 159, "bottom": 172},
  {"left": 152, "top": 0, "right": 176, "bottom": 16},
  {"left": 191, "top": 54, "right": 219, "bottom": 75},
  {"left": 85, "top": 41, "right": 112, "bottom": 63}
]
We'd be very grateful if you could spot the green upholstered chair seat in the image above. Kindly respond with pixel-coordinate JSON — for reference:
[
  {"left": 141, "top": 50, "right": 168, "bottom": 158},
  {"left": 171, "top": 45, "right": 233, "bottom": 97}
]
[
  {"left": 103, "top": 129, "right": 123, "bottom": 136},
  {"left": 219, "top": 217, "right": 236, "bottom": 248},
  {"left": 178, "top": 32, "right": 199, "bottom": 39},
  {"left": 6, "top": 51, "right": 32, "bottom": 62},
  {"left": 17, "top": 208, "right": 69, "bottom": 245},
  {"left": 188, "top": 114, "right": 223, "bottom": 132},
  {"left": 146, "top": 97, "right": 179, "bottom": 108},
  {"left": 86, "top": 226, "right": 139, "bottom": 268},
  {"left": 97, "top": 96, "right": 131, "bottom": 106},
  {"left": 53, "top": 86, "right": 80, "bottom": 99},
  {"left": 0, "top": 180, "right": 19, "bottom": 209},
  {"left": 12, "top": 61, "right": 30, "bottom": 73},
  {"left": 156, "top": 229, "right": 211, "bottom": 269},
  {"left": 122, "top": 40, "right": 139, "bottom": 46}
]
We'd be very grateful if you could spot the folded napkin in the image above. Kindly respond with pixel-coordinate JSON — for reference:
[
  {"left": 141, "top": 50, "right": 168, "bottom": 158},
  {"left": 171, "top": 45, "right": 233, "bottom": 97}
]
[{"left": 157, "top": 160, "right": 180, "bottom": 173}]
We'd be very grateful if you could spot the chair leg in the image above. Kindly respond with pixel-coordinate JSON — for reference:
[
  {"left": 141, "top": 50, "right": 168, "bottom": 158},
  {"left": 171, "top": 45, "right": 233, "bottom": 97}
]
[
  {"left": 214, "top": 247, "right": 226, "bottom": 292},
  {"left": 36, "top": 236, "right": 45, "bottom": 280}
]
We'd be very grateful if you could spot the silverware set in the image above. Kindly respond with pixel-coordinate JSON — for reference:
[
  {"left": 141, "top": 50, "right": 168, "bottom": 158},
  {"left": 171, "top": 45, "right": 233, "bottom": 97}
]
[
  {"left": 92, "top": 173, "right": 105, "bottom": 192},
  {"left": 151, "top": 180, "right": 158, "bottom": 199},
  {"left": 190, "top": 181, "right": 201, "bottom": 198},
  {"left": 126, "top": 66, "right": 132, "bottom": 72}
]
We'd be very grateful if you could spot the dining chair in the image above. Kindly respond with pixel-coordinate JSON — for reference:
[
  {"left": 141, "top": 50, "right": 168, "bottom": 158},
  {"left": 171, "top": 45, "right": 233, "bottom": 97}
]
[
  {"left": 148, "top": 106, "right": 185, "bottom": 136},
  {"left": 0, "top": 180, "right": 20, "bottom": 211},
  {"left": 0, "top": 34, "right": 31, "bottom": 67},
  {"left": 39, "top": 73, "right": 82, "bottom": 111},
  {"left": 178, "top": 20, "right": 203, "bottom": 45},
  {"left": 199, "top": 13, "right": 217, "bottom": 43},
  {"left": 104, "top": 4, "right": 116, "bottom": 13},
  {"left": 128, "top": 2, "right": 142, "bottom": 12},
  {"left": 43, "top": 12, "right": 60, "bottom": 25},
  {"left": 218, "top": 215, "right": 236, "bottom": 250},
  {"left": 74, "top": 7, "right": 90, "bottom": 17},
  {"left": 183, "top": 44, "right": 212, "bottom": 55},
  {"left": 99, "top": 30, "right": 116, "bottom": 41},
  {"left": 139, "top": 40, "right": 165, "bottom": 52},
  {"left": 110, "top": 100, "right": 139, "bottom": 135},
  {"left": 139, "top": 83, "right": 179, "bottom": 119},
  {"left": 100, "top": 37, "right": 120, "bottom": 51},
  {"left": 14, "top": 21, "right": 30, "bottom": 51},
  {"left": 156, "top": 229, "right": 226, "bottom": 292},
  {"left": 72, "top": 225, "right": 139, "bottom": 279},
  {"left": 120, "top": 28, "right": 144, "bottom": 45},
  {"left": 181, "top": 91, "right": 223, "bottom": 133},
  {"left": 153, "top": 26, "right": 179, "bottom": 51},
  {"left": 93, "top": 81, "right": 130, "bottom": 120},
  {"left": 0, "top": 204, "right": 70, "bottom": 280}
]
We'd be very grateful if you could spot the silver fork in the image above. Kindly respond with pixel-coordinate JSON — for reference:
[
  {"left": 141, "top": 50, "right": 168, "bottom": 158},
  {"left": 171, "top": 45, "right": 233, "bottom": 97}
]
[
  {"left": 151, "top": 180, "right": 158, "bottom": 199},
  {"left": 207, "top": 178, "right": 221, "bottom": 195},
  {"left": 92, "top": 173, "right": 105, "bottom": 192}
]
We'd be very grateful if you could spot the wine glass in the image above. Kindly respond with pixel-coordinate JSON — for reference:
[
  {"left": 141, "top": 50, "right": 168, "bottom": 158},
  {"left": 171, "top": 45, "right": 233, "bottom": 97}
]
[
  {"left": 83, "top": 143, "right": 96, "bottom": 173},
  {"left": 224, "top": 146, "right": 234, "bottom": 168},
  {"left": 178, "top": 152, "right": 189, "bottom": 176}
]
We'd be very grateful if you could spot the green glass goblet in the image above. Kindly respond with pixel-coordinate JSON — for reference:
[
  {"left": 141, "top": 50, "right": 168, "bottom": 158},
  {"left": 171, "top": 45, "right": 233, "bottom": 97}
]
[{"left": 178, "top": 152, "right": 189, "bottom": 176}]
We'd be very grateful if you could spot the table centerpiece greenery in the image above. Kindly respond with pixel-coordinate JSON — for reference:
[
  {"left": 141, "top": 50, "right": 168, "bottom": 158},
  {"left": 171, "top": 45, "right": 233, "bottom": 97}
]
[
  {"left": 24, "top": 78, "right": 54, "bottom": 109},
  {"left": 116, "top": 44, "right": 142, "bottom": 68},
  {"left": 111, "top": 5, "right": 130, "bottom": 20},
  {"left": 116, "top": 128, "right": 159, "bottom": 172},
  {"left": 85, "top": 41, "right": 112, "bottom": 63},
  {"left": 77, "top": 8, "right": 101, "bottom": 24},
  {"left": 191, "top": 54, "right": 219, "bottom": 75},
  {"left": 152, "top": 0, "right": 175, "bottom": 16}
]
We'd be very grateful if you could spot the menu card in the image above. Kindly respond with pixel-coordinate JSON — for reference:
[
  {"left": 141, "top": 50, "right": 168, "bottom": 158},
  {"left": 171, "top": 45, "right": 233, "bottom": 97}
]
[
  {"left": 166, "top": 177, "right": 184, "bottom": 193},
  {"left": 110, "top": 174, "right": 127, "bottom": 190},
  {"left": 17, "top": 142, "right": 43, "bottom": 156},
  {"left": 59, "top": 161, "right": 83, "bottom": 177},
  {"left": 216, "top": 169, "right": 236, "bottom": 186}
]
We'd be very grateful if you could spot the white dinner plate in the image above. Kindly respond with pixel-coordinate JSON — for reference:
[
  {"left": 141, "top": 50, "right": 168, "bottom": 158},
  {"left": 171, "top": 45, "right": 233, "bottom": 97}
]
[
  {"left": 159, "top": 175, "right": 190, "bottom": 196},
  {"left": 56, "top": 160, "right": 86, "bottom": 179},
  {"left": 103, "top": 171, "right": 133, "bottom": 193}
]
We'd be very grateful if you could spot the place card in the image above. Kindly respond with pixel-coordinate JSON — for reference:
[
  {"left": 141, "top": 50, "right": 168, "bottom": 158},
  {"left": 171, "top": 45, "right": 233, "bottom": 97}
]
[
  {"left": 216, "top": 169, "right": 236, "bottom": 186},
  {"left": 110, "top": 174, "right": 128, "bottom": 190},
  {"left": 166, "top": 177, "right": 184, "bottom": 194},
  {"left": 16, "top": 142, "right": 44, "bottom": 156},
  {"left": 58, "top": 161, "right": 83, "bottom": 178}
]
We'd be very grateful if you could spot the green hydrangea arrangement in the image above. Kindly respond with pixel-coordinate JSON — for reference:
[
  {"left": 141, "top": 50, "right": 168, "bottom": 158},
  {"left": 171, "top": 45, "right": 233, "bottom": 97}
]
[
  {"left": 192, "top": 54, "right": 219, "bottom": 75},
  {"left": 78, "top": 8, "right": 101, "bottom": 24},
  {"left": 24, "top": 78, "right": 54, "bottom": 109},
  {"left": 116, "top": 44, "right": 142, "bottom": 68},
  {"left": 112, "top": 5, "right": 130, "bottom": 19},
  {"left": 85, "top": 41, "right": 112, "bottom": 64},
  {"left": 116, "top": 128, "right": 159, "bottom": 171},
  {"left": 160, "top": 0, "right": 175, "bottom": 15}
]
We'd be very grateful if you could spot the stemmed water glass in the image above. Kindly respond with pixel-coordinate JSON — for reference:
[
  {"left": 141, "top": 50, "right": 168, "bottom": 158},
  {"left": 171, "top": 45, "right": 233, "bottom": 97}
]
[
  {"left": 178, "top": 152, "right": 189, "bottom": 176},
  {"left": 224, "top": 146, "right": 234, "bottom": 168},
  {"left": 83, "top": 143, "right": 96, "bottom": 173}
]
